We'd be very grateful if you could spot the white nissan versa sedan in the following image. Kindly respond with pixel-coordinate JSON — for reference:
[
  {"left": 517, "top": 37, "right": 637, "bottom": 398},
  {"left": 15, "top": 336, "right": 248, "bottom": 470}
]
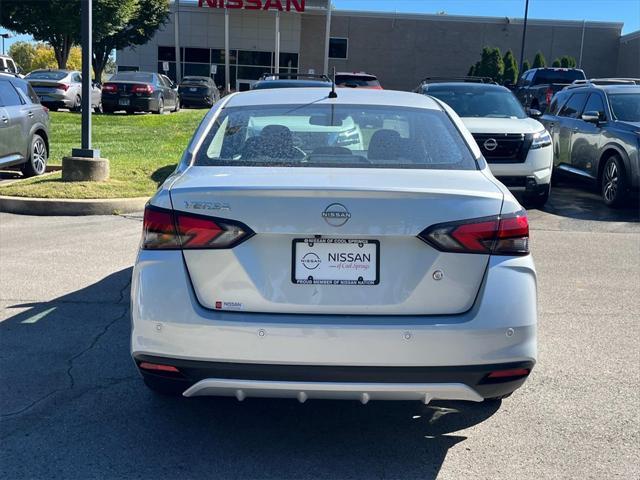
[{"left": 131, "top": 88, "right": 537, "bottom": 404}]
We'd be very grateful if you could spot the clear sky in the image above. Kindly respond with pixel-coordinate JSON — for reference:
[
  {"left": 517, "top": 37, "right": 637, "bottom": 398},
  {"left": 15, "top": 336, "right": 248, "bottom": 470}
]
[
  {"left": 333, "top": 0, "right": 639, "bottom": 33},
  {"left": 2, "top": 0, "right": 638, "bottom": 53}
]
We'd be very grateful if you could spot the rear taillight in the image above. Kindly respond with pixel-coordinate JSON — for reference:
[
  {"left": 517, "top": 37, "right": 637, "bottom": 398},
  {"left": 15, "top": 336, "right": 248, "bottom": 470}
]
[
  {"left": 419, "top": 210, "right": 529, "bottom": 256},
  {"left": 132, "top": 84, "right": 154, "bottom": 94},
  {"left": 102, "top": 83, "right": 117, "bottom": 93},
  {"left": 142, "top": 205, "right": 253, "bottom": 250},
  {"left": 55, "top": 83, "right": 69, "bottom": 91},
  {"left": 482, "top": 368, "right": 531, "bottom": 384},
  {"left": 545, "top": 87, "right": 553, "bottom": 105}
]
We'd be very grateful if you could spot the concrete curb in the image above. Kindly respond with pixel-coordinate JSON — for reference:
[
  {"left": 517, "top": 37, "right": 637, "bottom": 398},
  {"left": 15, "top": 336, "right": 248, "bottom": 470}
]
[{"left": 0, "top": 195, "right": 149, "bottom": 216}]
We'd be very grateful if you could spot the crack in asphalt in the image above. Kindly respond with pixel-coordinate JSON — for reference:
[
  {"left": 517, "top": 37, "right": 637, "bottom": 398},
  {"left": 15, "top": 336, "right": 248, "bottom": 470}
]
[{"left": 0, "top": 280, "right": 132, "bottom": 419}]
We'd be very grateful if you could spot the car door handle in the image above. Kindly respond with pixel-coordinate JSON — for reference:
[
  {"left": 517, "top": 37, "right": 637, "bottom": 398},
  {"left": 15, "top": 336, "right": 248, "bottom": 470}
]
[
  {"left": 27, "top": 111, "right": 34, "bottom": 118},
  {"left": 0, "top": 116, "right": 8, "bottom": 124},
  {"left": 572, "top": 127, "right": 579, "bottom": 132}
]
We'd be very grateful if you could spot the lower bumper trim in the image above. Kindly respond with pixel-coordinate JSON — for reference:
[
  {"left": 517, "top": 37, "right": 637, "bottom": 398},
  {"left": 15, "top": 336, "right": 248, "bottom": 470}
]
[{"left": 182, "top": 378, "right": 484, "bottom": 403}]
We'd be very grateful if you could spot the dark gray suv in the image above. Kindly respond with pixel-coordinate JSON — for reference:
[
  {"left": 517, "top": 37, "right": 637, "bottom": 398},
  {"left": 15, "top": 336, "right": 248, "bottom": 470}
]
[
  {"left": 0, "top": 73, "right": 50, "bottom": 177},
  {"left": 541, "top": 83, "right": 639, "bottom": 207}
]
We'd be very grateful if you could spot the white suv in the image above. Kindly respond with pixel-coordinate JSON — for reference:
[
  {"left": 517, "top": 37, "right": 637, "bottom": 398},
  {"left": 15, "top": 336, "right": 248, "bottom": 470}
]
[
  {"left": 419, "top": 81, "right": 553, "bottom": 207},
  {"left": 0, "top": 55, "right": 21, "bottom": 77}
]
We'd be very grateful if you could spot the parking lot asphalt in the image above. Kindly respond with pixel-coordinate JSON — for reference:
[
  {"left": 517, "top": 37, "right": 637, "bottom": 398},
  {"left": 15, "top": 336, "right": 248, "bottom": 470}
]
[{"left": 1, "top": 185, "right": 638, "bottom": 480}]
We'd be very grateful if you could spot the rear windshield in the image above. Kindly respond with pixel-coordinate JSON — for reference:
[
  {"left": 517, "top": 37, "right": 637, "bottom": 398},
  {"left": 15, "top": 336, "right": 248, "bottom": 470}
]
[
  {"left": 532, "top": 69, "right": 585, "bottom": 85},
  {"left": 335, "top": 75, "right": 380, "bottom": 88},
  {"left": 427, "top": 86, "right": 527, "bottom": 119},
  {"left": 194, "top": 104, "right": 477, "bottom": 170},
  {"left": 181, "top": 77, "right": 209, "bottom": 84},
  {"left": 26, "top": 71, "right": 68, "bottom": 80},
  {"left": 609, "top": 93, "right": 640, "bottom": 122},
  {"left": 252, "top": 81, "right": 332, "bottom": 90},
  {"left": 111, "top": 72, "right": 154, "bottom": 83}
]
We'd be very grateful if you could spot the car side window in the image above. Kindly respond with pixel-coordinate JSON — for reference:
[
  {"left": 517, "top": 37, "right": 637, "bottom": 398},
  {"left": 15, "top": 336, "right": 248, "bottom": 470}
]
[
  {"left": 583, "top": 93, "right": 606, "bottom": 120},
  {"left": 73, "top": 73, "right": 82, "bottom": 83},
  {"left": 558, "top": 92, "right": 588, "bottom": 118},
  {"left": 13, "top": 80, "right": 40, "bottom": 104},
  {"left": 0, "top": 80, "right": 25, "bottom": 106},
  {"left": 7, "top": 60, "right": 17, "bottom": 74}
]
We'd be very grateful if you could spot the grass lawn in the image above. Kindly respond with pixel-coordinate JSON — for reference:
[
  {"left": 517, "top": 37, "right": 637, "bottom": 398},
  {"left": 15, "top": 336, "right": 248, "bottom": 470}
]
[{"left": 0, "top": 109, "right": 208, "bottom": 199}]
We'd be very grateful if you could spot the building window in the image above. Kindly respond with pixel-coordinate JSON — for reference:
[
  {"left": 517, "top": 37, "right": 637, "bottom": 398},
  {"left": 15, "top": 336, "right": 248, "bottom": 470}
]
[
  {"left": 184, "top": 48, "right": 210, "bottom": 63},
  {"left": 329, "top": 38, "right": 348, "bottom": 59},
  {"left": 118, "top": 65, "right": 139, "bottom": 72}
]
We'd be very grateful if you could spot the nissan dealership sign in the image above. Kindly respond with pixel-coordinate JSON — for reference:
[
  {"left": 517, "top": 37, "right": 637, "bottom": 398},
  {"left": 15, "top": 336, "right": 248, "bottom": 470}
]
[{"left": 198, "top": 0, "right": 306, "bottom": 11}]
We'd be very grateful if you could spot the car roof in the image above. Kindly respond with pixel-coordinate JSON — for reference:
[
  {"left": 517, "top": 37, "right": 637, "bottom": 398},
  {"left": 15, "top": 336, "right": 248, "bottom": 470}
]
[
  {"left": 181, "top": 76, "right": 210, "bottom": 80},
  {"left": 29, "top": 69, "right": 74, "bottom": 73},
  {"left": 336, "top": 72, "right": 377, "bottom": 78},
  {"left": 598, "top": 85, "right": 640, "bottom": 93},
  {"left": 224, "top": 87, "right": 441, "bottom": 109},
  {"left": 423, "top": 82, "right": 510, "bottom": 92}
]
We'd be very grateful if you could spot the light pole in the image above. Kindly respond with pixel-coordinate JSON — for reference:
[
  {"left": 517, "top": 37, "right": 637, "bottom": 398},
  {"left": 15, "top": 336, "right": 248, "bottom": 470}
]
[
  {"left": 1, "top": 33, "right": 12, "bottom": 55},
  {"left": 519, "top": 0, "right": 530, "bottom": 74},
  {"left": 63, "top": 0, "right": 109, "bottom": 183}
]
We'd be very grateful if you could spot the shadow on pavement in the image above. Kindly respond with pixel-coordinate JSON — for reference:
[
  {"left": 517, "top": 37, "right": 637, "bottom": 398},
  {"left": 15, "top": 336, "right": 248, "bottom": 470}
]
[
  {"left": 1, "top": 268, "right": 500, "bottom": 479},
  {"left": 530, "top": 181, "right": 639, "bottom": 222}
]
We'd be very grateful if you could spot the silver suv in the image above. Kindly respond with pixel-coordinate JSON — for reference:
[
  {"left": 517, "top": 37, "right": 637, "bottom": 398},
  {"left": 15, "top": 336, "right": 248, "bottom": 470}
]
[{"left": 0, "top": 73, "right": 50, "bottom": 176}]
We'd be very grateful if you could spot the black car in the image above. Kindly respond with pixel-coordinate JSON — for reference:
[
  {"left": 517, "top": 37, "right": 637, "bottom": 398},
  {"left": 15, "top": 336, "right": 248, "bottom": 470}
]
[
  {"left": 102, "top": 71, "right": 179, "bottom": 114},
  {"left": 515, "top": 68, "right": 586, "bottom": 113},
  {"left": 0, "top": 73, "right": 50, "bottom": 177},
  {"left": 178, "top": 76, "right": 220, "bottom": 108},
  {"left": 540, "top": 82, "right": 640, "bottom": 207},
  {"left": 251, "top": 73, "right": 332, "bottom": 90}
]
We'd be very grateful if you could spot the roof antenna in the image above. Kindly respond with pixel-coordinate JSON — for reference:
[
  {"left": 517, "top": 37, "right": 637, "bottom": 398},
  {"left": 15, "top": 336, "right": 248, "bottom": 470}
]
[{"left": 329, "top": 66, "right": 338, "bottom": 98}]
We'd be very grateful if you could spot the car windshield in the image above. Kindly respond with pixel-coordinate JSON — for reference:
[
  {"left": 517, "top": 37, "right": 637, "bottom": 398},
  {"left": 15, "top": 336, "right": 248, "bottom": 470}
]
[
  {"left": 609, "top": 93, "right": 640, "bottom": 122},
  {"left": 335, "top": 75, "right": 380, "bottom": 87},
  {"left": 111, "top": 72, "right": 154, "bottom": 83},
  {"left": 195, "top": 104, "right": 476, "bottom": 170},
  {"left": 26, "top": 71, "right": 68, "bottom": 80},
  {"left": 427, "top": 86, "right": 527, "bottom": 119},
  {"left": 252, "top": 81, "right": 331, "bottom": 90},
  {"left": 532, "top": 70, "right": 585, "bottom": 85}
]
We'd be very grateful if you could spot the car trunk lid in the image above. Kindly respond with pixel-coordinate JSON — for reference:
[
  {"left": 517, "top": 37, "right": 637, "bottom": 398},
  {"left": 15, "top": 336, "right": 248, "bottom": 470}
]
[{"left": 168, "top": 166, "right": 504, "bottom": 315}]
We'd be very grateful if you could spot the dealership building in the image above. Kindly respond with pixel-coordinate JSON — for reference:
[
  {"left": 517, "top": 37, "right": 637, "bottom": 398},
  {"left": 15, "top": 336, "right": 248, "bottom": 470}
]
[{"left": 116, "top": 0, "right": 640, "bottom": 91}]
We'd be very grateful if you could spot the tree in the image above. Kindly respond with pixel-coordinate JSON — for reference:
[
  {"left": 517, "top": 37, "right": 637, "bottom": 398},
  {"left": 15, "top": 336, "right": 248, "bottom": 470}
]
[
  {"left": 467, "top": 64, "right": 475, "bottom": 77},
  {"left": 502, "top": 50, "right": 518, "bottom": 85},
  {"left": 477, "top": 47, "right": 504, "bottom": 82},
  {"left": 552, "top": 58, "right": 562, "bottom": 67},
  {"left": 92, "top": 0, "right": 170, "bottom": 82},
  {"left": 532, "top": 51, "right": 547, "bottom": 69},
  {"left": 7, "top": 41, "right": 37, "bottom": 73},
  {"left": 8, "top": 41, "right": 82, "bottom": 73},
  {"left": 1, "top": 1, "right": 80, "bottom": 69},
  {"left": 522, "top": 59, "right": 531, "bottom": 71},
  {"left": 560, "top": 55, "right": 577, "bottom": 68}
]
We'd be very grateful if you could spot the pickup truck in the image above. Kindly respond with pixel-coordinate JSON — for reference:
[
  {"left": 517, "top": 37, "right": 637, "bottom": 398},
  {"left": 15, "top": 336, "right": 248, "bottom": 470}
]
[{"left": 515, "top": 68, "right": 586, "bottom": 113}]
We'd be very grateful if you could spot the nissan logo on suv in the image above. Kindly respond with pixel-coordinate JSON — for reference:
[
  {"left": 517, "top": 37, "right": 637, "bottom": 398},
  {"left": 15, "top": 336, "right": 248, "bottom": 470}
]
[
  {"left": 322, "top": 203, "right": 351, "bottom": 227},
  {"left": 483, "top": 138, "right": 499, "bottom": 152}
]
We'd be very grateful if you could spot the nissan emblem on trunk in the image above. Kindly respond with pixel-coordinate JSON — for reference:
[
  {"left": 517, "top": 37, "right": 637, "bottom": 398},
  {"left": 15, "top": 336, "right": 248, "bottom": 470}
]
[{"left": 322, "top": 203, "right": 351, "bottom": 227}]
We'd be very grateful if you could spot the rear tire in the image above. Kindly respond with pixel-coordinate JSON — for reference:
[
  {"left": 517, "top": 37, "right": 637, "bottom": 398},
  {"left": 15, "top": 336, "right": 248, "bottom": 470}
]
[
  {"left": 154, "top": 97, "right": 164, "bottom": 114},
  {"left": 71, "top": 95, "right": 82, "bottom": 112},
  {"left": 94, "top": 102, "right": 103, "bottom": 114},
  {"left": 21, "top": 134, "right": 48, "bottom": 178},
  {"left": 173, "top": 99, "right": 180, "bottom": 112},
  {"left": 524, "top": 184, "right": 551, "bottom": 209},
  {"left": 601, "top": 155, "right": 627, "bottom": 208}
]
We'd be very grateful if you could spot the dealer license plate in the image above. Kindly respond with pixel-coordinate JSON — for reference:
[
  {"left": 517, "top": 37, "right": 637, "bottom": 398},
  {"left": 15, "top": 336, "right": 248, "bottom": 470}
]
[{"left": 292, "top": 238, "right": 379, "bottom": 285}]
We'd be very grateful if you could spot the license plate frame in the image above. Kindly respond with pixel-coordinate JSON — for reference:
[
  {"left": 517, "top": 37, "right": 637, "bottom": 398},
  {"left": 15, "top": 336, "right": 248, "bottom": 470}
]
[{"left": 292, "top": 238, "right": 380, "bottom": 286}]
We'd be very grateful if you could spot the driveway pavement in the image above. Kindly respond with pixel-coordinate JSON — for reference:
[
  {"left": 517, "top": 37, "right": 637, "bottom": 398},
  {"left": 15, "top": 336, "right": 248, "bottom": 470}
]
[{"left": 1, "top": 186, "right": 638, "bottom": 479}]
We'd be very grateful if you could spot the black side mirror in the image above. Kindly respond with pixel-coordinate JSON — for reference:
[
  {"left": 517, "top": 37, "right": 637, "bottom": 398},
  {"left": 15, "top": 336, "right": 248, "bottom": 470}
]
[
  {"left": 581, "top": 110, "right": 601, "bottom": 124},
  {"left": 528, "top": 108, "right": 543, "bottom": 119}
]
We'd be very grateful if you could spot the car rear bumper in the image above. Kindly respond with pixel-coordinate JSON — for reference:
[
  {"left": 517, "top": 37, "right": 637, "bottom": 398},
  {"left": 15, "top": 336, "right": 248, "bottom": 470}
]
[
  {"left": 103, "top": 96, "right": 158, "bottom": 111},
  {"left": 135, "top": 354, "right": 534, "bottom": 401},
  {"left": 131, "top": 250, "right": 537, "bottom": 401},
  {"left": 180, "top": 94, "right": 213, "bottom": 106}
]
